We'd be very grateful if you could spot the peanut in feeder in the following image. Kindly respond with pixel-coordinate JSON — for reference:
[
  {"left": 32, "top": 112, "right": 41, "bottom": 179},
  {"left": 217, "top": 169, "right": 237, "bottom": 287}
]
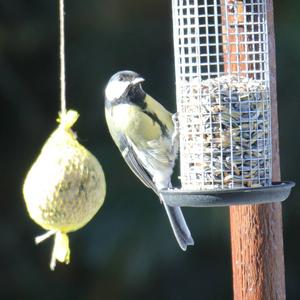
[{"left": 161, "top": 0, "right": 294, "bottom": 206}]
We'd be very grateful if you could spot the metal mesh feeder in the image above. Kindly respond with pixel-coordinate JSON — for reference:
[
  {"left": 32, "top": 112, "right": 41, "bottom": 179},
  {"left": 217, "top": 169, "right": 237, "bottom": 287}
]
[{"left": 161, "top": 0, "right": 294, "bottom": 207}]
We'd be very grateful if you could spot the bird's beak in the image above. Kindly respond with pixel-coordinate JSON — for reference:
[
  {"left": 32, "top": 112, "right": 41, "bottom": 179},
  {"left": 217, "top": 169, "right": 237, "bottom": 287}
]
[{"left": 132, "top": 77, "right": 145, "bottom": 85}]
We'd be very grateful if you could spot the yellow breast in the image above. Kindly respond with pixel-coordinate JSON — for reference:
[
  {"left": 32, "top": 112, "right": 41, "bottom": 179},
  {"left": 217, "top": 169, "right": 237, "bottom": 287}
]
[{"left": 109, "top": 103, "right": 162, "bottom": 142}]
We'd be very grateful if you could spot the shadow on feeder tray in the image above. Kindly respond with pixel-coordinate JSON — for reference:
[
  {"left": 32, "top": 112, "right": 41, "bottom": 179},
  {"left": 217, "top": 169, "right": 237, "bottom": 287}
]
[{"left": 160, "top": 181, "right": 295, "bottom": 207}]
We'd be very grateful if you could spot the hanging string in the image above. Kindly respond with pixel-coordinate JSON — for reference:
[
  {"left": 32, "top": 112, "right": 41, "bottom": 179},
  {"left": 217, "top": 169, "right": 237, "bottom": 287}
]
[{"left": 59, "top": 0, "right": 67, "bottom": 118}]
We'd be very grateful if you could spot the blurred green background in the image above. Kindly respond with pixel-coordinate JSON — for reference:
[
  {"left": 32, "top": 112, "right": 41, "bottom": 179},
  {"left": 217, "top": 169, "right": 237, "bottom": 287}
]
[{"left": 0, "top": 1, "right": 299, "bottom": 299}]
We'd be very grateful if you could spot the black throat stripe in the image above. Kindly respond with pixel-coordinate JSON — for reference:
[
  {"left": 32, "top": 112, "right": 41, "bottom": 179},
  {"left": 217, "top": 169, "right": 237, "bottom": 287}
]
[
  {"left": 143, "top": 110, "right": 168, "bottom": 137},
  {"left": 128, "top": 84, "right": 146, "bottom": 109}
]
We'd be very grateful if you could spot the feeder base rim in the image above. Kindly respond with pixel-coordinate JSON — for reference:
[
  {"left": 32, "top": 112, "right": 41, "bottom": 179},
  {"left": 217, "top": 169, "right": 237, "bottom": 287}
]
[{"left": 160, "top": 181, "right": 295, "bottom": 207}]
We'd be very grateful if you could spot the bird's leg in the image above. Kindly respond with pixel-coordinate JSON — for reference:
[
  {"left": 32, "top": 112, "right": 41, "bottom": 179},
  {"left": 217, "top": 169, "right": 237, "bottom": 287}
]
[{"left": 171, "top": 112, "right": 180, "bottom": 148}]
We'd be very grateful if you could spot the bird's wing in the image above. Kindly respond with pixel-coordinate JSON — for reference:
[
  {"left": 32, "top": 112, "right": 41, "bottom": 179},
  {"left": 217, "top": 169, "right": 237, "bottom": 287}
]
[{"left": 119, "top": 134, "right": 159, "bottom": 195}]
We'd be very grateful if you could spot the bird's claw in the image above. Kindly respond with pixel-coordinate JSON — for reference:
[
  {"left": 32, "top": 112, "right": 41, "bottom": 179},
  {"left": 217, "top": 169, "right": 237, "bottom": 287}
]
[
  {"left": 172, "top": 112, "right": 180, "bottom": 147},
  {"left": 172, "top": 112, "right": 179, "bottom": 127}
]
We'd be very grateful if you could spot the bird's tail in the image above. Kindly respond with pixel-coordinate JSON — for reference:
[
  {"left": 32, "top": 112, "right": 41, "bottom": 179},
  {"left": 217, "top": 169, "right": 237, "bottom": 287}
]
[{"left": 160, "top": 197, "right": 194, "bottom": 251}]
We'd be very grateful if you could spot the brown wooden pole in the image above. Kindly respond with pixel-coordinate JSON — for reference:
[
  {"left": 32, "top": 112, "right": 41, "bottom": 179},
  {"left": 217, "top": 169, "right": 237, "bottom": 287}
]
[
  {"left": 221, "top": 0, "right": 248, "bottom": 75},
  {"left": 220, "top": 0, "right": 286, "bottom": 299}
]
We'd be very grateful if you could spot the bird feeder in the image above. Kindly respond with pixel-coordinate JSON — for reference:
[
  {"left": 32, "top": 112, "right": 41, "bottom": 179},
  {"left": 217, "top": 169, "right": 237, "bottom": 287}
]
[{"left": 161, "top": 0, "right": 294, "bottom": 206}]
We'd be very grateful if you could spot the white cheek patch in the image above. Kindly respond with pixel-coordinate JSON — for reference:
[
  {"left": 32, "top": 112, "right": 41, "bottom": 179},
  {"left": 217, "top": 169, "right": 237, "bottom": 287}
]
[{"left": 105, "top": 80, "right": 130, "bottom": 101}]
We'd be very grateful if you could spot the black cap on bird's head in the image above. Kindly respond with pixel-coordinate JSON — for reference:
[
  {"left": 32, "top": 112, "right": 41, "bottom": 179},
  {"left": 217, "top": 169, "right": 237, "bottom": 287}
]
[{"left": 105, "top": 70, "right": 145, "bottom": 104}]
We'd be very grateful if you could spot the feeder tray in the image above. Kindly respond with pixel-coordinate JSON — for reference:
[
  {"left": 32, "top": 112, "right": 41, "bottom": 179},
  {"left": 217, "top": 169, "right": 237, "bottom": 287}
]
[{"left": 160, "top": 181, "right": 295, "bottom": 207}]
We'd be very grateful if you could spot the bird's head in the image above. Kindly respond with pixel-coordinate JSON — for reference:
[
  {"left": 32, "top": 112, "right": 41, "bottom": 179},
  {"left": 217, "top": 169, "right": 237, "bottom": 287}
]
[{"left": 105, "top": 70, "right": 145, "bottom": 104}]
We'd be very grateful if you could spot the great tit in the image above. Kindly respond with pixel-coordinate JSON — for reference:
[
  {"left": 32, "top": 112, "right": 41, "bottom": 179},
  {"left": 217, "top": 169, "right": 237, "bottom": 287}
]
[{"left": 104, "top": 70, "right": 194, "bottom": 250}]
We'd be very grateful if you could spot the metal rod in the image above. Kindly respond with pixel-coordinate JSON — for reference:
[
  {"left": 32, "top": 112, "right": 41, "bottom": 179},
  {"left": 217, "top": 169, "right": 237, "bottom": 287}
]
[{"left": 222, "top": 0, "right": 286, "bottom": 298}]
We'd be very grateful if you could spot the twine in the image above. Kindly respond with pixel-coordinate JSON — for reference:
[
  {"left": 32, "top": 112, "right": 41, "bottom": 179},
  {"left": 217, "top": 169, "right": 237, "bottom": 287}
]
[{"left": 59, "top": 0, "right": 67, "bottom": 118}]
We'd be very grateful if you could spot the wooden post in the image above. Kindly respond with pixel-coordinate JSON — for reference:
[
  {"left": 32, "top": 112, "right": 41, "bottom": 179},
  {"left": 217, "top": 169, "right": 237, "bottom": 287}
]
[{"left": 221, "top": 0, "right": 286, "bottom": 299}]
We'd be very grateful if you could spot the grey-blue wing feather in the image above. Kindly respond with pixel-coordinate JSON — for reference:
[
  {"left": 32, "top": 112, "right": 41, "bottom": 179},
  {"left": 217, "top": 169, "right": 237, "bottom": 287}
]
[
  {"left": 118, "top": 134, "right": 159, "bottom": 194},
  {"left": 118, "top": 133, "right": 194, "bottom": 250}
]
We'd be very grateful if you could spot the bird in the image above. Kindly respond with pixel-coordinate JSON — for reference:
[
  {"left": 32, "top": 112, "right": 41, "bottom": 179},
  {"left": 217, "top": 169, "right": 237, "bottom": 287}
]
[{"left": 104, "top": 70, "right": 194, "bottom": 250}]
